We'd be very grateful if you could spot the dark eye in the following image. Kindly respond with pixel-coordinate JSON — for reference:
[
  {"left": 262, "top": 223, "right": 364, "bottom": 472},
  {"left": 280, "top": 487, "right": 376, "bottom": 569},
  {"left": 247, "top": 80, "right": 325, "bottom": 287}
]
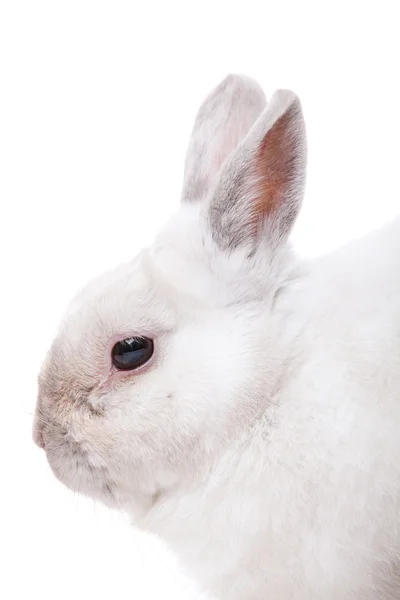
[{"left": 111, "top": 336, "right": 154, "bottom": 371}]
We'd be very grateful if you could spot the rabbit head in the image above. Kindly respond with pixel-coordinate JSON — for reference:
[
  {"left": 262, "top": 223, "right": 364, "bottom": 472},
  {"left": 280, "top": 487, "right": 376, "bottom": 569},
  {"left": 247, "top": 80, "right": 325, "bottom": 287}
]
[{"left": 33, "top": 74, "right": 307, "bottom": 518}]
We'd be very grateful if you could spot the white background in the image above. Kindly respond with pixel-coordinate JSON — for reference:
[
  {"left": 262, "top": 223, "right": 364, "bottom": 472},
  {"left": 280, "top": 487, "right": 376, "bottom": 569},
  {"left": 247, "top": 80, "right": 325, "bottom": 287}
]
[{"left": 1, "top": 1, "right": 399, "bottom": 599}]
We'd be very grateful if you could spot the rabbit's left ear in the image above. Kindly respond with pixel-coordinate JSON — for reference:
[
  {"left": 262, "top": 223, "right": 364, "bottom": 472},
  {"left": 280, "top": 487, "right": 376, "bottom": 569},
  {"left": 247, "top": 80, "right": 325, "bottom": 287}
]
[
  {"left": 207, "top": 89, "right": 307, "bottom": 251},
  {"left": 181, "top": 74, "right": 266, "bottom": 203}
]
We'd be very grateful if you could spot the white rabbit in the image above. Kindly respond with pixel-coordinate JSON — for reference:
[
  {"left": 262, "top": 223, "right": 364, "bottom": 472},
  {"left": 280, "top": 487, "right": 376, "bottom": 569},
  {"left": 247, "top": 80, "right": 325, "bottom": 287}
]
[{"left": 33, "top": 74, "right": 400, "bottom": 599}]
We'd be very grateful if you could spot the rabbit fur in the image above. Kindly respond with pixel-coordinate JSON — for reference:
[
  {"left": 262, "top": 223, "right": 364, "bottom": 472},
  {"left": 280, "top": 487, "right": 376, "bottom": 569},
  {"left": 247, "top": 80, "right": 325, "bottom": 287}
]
[{"left": 34, "top": 74, "right": 400, "bottom": 599}]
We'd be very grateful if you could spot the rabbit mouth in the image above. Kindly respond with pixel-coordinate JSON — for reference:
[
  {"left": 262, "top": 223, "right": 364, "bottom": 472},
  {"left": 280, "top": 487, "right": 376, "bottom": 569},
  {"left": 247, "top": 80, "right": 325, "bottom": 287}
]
[
  {"left": 48, "top": 447, "right": 118, "bottom": 508},
  {"left": 40, "top": 420, "right": 118, "bottom": 508}
]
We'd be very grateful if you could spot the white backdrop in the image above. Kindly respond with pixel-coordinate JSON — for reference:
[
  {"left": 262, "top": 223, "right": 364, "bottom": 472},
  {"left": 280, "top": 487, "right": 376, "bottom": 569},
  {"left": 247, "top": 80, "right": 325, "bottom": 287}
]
[{"left": 1, "top": 1, "right": 399, "bottom": 599}]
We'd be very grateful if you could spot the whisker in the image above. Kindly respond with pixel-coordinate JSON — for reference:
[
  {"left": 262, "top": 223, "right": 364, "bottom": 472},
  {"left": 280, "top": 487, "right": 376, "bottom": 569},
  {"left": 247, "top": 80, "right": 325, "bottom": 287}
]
[
  {"left": 38, "top": 463, "right": 53, "bottom": 475},
  {"left": 25, "top": 409, "right": 56, "bottom": 430},
  {"left": 32, "top": 413, "right": 55, "bottom": 428}
]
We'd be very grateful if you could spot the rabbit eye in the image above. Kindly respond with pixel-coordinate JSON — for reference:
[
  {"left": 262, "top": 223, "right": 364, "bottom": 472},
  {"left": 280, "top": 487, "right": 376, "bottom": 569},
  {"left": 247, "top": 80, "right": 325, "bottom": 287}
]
[{"left": 111, "top": 337, "right": 154, "bottom": 371}]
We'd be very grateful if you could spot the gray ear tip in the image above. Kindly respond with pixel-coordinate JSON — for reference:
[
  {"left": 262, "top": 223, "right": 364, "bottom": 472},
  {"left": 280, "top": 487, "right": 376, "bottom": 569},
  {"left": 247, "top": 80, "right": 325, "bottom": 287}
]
[
  {"left": 265, "top": 89, "right": 304, "bottom": 137},
  {"left": 224, "top": 72, "right": 258, "bottom": 85},
  {"left": 219, "top": 73, "right": 266, "bottom": 99},
  {"left": 273, "top": 88, "right": 300, "bottom": 104},
  {"left": 272, "top": 89, "right": 302, "bottom": 114}
]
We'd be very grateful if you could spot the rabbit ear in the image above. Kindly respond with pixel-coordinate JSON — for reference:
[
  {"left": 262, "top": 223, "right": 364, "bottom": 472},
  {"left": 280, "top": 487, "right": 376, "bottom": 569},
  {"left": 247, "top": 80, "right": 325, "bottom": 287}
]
[
  {"left": 181, "top": 74, "right": 266, "bottom": 203},
  {"left": 207, "top": 89, "right": 307, "bottom": 251}
]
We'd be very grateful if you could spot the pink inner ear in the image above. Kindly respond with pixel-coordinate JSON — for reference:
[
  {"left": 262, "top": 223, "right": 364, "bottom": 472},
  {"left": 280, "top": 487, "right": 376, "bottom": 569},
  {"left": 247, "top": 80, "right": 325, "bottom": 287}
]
[{"left": 247, "top": 104, "right": 299, "bottom": 234}]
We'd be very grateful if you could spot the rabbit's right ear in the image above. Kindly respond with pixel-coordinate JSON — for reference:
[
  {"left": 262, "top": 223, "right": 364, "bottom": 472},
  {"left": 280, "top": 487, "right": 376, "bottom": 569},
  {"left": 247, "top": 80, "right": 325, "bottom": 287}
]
[
  {"left": 181, "top": 74, "right": 266, "bottom": 203},
  {"left": 206, "top": 89, "right": 306, "bottom": 252}
]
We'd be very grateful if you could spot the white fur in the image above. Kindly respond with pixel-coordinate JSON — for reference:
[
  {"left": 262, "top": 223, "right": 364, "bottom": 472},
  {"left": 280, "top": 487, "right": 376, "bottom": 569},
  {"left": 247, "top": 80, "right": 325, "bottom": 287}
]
[{"left": 34, "top": 75, "right": 400, "bottom": 599}]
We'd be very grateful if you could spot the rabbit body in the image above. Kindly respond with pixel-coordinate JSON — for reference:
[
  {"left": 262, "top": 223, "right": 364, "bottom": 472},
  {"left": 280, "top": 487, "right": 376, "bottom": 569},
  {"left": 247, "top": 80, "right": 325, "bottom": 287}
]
[
  {"left": 140, "top": 216, "right": 400, "bottom": 600},
  {"left": 34, "top": 75, "right": 400, "bottom": 599}
]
